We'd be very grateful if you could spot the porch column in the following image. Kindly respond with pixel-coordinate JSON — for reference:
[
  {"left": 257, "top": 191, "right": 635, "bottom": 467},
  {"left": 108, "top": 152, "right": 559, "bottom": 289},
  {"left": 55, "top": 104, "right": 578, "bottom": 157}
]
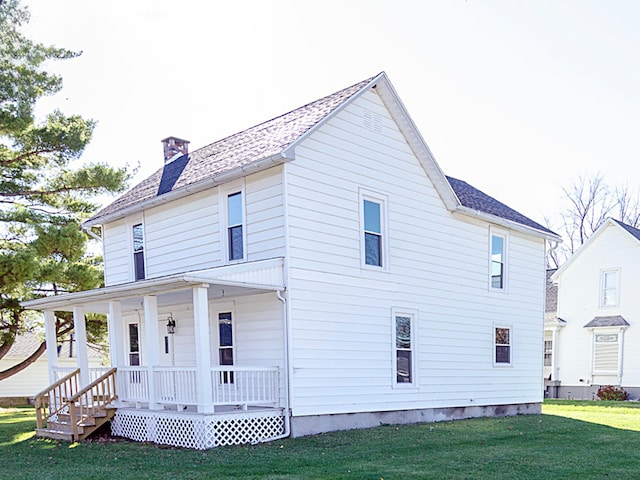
[
  {"left": 193, "top": 285, "right": 213, "bottom": 413},
  {"left": 143, "top": 295, "right": 161, "bottom": 410},
  {"left": 43, "top": 311, "right": 58, "bottom": 384},
  {"left": 108, "top": 301, "right": 125, "bottom": 398},
  {"left": 73, "top": 306, "right": 90, "bottom": 387}
]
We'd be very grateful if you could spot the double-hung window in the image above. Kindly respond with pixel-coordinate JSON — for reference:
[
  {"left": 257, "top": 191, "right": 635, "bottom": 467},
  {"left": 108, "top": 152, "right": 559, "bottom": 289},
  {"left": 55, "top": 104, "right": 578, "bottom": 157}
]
[
  {"left": 494, "top": 326, "right": 512, "bottom": 365},
  {"left": 393, "top": 309, "right": 416, "bottom": 385},
  {"left": 490, "top": 231, "right": 507, "bottom": 290},
  {"left": 601, "top": 270, "right": 619, "bottom": 307},
  {"left": 218, "top": 312, "right": 234, "bottom": 383},
  {"left": 361, "top": 191, "right": 387, "bottom": 269},
  {"left": 132, "top": 223, "right": 145, "bottom": 280},
  {"left": 227, "top": 192, "right": 244, "bottom": 261}
]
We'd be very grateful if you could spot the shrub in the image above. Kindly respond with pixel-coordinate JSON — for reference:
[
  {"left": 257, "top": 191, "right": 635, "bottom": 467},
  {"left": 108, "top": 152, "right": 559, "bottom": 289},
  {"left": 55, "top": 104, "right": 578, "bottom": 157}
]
[{"left": 597, "top": 385, "right": 629, "bottom": 401}]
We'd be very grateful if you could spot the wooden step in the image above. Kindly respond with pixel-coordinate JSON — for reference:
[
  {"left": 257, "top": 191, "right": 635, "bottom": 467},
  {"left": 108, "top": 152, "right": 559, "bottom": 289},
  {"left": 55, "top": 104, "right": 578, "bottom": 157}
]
[
  {"left": 46, "top": 421, "right": 85, "bottom": 435},
  {"left": 36, "top": 428, "right": 74, "bottom": 441}
]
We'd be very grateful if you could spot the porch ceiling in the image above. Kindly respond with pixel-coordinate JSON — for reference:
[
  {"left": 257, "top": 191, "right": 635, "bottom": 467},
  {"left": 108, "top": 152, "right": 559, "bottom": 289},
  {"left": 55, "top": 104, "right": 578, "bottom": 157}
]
[{"left": 21, "top": 258, "right": 284, "bottom": 314}]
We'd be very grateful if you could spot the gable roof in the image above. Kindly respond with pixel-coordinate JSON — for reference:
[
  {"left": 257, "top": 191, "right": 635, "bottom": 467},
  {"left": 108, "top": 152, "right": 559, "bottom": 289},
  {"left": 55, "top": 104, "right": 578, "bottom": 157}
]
[
  {"left": 552, "top": 218, "right": 640, "bottom": 280},
  {"left": 85, "top": 73, "right": 557, "bottom": 241}
]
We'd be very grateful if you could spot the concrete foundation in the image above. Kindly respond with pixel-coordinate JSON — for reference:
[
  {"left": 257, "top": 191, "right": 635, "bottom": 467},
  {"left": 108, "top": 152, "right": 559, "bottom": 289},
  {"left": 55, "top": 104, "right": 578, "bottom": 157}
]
[
  {"left": 556, "top": 385, "right": 640, "bottom": 401},
  {"left": 290, "top": 402, "right": 541, "bottom": 438}
]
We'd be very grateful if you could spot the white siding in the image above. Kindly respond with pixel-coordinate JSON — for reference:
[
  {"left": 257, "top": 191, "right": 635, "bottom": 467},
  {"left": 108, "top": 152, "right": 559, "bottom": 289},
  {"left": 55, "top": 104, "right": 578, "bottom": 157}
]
[
  {"left": 103, "top": 219, "right": 130, "bottom": 286},
  {"left": 102, "top": 168, "right": 285, "bottom": 281},
  {"left": 555, "top": 223, "right": 640, "bottom": 391},
  {"left": 285, "top": 89, "right": 546, "bottom": 416}
]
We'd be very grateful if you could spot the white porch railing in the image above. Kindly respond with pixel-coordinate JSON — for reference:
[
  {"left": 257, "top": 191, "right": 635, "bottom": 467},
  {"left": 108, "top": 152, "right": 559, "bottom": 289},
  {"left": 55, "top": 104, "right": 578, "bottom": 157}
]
[
  {"left": 53, "top": 366, "right": 111, "bottom": 383},
  {"left": 116, "top": 366, "right": 280, "bottom": 409}
]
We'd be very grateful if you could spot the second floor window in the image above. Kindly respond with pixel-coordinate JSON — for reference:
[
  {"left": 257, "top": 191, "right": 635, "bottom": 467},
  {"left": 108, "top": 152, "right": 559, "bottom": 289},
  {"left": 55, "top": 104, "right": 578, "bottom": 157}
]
[
  {"left": 601, "top": 270, "right": 618, "bottom": 307},
  {"left": 364, "top": 199, "right": 382, "bottom": 267},
  {"left": 227, "top": 192, "right": 244, "bottom": 261},
  {"left": 491, "top": 234, "right": 506, "bottom": 289},
  {"left": 132, "top": 223, "right": 145, "bottom": 280}
]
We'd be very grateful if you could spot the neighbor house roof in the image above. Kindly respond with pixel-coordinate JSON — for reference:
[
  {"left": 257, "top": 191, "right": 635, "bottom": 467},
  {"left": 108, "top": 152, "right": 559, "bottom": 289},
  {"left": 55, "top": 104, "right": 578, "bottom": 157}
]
[
  {"left": 584, "top": 316, "right": 630, "bottom": 328},
  {"left": 86, "top": 72, "right": 557, "bottom": 240},
  {"left": 5, "top": 332, "right": 104, "bottom": 360},
  {"left": 612, "top": 219, "right": 640, "bottom": 241}
]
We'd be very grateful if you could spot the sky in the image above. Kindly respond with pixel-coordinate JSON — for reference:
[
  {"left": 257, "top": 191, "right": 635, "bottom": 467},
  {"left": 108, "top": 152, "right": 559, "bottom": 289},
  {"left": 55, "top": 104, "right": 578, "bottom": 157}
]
[{"left": 22, "top": 0, "right": 640, "bottom": 229}]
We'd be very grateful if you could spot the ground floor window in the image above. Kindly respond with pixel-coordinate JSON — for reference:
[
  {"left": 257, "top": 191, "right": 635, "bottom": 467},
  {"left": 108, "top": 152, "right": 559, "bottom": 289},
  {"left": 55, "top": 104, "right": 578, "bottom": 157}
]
[
  {"left": 494, "top": 326, "right": 512, "bottom": 365},
  {"left": 393, "top": 309, "right": 416, "bottom": 385}
]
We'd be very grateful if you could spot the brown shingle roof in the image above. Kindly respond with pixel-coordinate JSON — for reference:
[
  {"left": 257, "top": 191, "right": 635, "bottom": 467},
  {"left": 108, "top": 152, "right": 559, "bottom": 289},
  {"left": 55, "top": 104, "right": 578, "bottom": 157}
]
[{"left": 87, "top": 75, "right": 377, "bottom": 224}]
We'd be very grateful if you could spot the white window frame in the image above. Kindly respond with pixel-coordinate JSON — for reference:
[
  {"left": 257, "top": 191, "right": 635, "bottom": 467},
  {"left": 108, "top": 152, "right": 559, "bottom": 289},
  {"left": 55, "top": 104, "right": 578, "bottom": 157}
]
[
  {"left": 127, "top": 322, "right": 140, "bottom": 367},
  {"left": 391, "top": 308, "right": 418, "bottom": 388},
  {"left": 128, "top": 215, "right": 146, "bottom": 282},
  {"left": 489, "top": 228, "right": 508, "bottom": 292},
  {"left": 600, "top": 269, "right": 620, "bottom": 308},
  {"left": 220, "top": 181, "right": 246, "bottom": 263},
  {"left": 590, "top": 328, "right": 624, "bottom": 376},
  {"left": 359, "top": 189, "right": 389, "bottom": 271},
  {"left": 493, "top": 325, "right": 513, "bottom": 366}
]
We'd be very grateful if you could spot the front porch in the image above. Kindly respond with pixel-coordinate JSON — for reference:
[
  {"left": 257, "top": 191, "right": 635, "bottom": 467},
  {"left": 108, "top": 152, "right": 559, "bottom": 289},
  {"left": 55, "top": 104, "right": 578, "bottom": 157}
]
[{"left": 24, "top": 258, "right": 290, "bottom": 449}]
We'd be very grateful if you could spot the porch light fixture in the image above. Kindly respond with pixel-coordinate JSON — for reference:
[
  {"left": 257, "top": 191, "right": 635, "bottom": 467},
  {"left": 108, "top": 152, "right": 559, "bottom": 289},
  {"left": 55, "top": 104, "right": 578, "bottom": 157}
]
[{"left": 166, "top": 314, "right": 176, "bottom": 335}]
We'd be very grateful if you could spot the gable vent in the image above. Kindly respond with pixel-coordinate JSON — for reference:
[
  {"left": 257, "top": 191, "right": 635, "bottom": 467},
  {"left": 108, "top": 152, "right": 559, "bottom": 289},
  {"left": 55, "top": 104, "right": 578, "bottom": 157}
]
[{"left": 362, "top": 109, "right": 382, "bottom": 133}]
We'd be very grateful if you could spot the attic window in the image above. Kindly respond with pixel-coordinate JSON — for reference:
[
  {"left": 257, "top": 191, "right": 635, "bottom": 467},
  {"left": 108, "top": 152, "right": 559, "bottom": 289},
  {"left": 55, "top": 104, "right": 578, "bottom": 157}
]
[{"left": 362, "top": 109, "right": 382, "bottom": 133}]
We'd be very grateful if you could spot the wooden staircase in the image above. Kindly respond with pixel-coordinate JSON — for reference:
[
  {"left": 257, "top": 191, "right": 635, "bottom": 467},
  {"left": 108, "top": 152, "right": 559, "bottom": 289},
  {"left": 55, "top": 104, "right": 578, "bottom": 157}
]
[{"left": 33, "top": 368, "right": 118, "bottom": 442}]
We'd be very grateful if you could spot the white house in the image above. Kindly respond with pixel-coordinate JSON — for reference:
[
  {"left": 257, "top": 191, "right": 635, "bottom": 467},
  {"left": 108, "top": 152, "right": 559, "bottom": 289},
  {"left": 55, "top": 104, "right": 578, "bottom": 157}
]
[
  {"left": 22, "top": 72, "right": 560, "bottom": 449},
  {"left": 0, "top": 332, "right": 105, "bottom": 403},
  {"left": 548, "top": 218, "right": 640, "bottom": 400}
]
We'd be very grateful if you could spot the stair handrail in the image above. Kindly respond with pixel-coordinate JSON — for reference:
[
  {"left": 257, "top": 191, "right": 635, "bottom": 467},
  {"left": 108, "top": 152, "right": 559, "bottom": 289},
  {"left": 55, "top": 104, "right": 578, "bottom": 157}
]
[
  {"left": 32, "top": 368, "right": 80, "bottom": 430},
  {"left": 65, "top": 368, "right": 118, "bottom": 438}
]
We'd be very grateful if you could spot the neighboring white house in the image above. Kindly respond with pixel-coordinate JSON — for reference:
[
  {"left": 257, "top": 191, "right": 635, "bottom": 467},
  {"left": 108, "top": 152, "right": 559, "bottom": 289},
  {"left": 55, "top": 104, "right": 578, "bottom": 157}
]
[
  {"left": 22, "top": 72, "right": 560, "bottom": 449},
  {"left": 0, "top": 332, "right": 105, "bottom": 402},
  {"left": 548, "top": 218, "right": 640, "bottom": 400}
]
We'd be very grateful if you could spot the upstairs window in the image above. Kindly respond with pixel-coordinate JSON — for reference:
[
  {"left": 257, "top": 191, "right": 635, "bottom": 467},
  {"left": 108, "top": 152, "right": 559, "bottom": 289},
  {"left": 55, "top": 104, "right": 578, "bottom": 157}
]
[
  {"left": 494, "top": 326, "right": 512, "bottom": 365},
  {"left": 601, "top": 270, "right": 618, "bottom": 307},
  {"left": 490, "top": 233, "right": 506, "bottom": 289},
  {"left": 227, "top": 192, "right": 244, "bottom": 261},
  {"left": 363, "top": 198, "right": 383, "bottom": 267},
  {"left": 132, "top": 223, "right": 145, "bottom": 280}
]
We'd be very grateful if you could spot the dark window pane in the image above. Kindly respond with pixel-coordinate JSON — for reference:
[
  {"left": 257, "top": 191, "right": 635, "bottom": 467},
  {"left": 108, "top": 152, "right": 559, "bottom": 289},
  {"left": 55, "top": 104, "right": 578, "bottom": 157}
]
[
  {"left": 219, "top": 348, "right": 234, "bottom": 366},
  {"left": 397, "top": 350, "right": 412, "bottom": 383},
  {"left": 129, "top": 353, "right": 140, "bottom": 366},
  {"left": 365, "top": 232, "right": 381, "bottom": 266},
  {"left": 364, "top": 200, "right": 381, "bottom": 233},
  {"left": 129, "top": 324, "right": 139, "bottom": 353},
  {"left": 134, "top": 251, "right": 145, "bottom": 280},
  {"left": 219, "top": 322, "right": 233, "bottom": 347},
  {"left": 229, "top": 225, "right": 243, "bottom": 260},
  {"left": 496, "top": 346, "right": 510, "bottom": 363}
]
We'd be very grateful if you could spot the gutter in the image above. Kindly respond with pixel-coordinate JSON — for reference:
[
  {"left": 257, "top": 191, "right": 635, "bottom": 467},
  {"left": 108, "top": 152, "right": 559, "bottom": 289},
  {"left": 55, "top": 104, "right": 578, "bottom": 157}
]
[
  {"left": 84, "top": 151, "right": 294, "bottom": 228},
  {"left": 454, "top": 205, "right": 562, "bottom": 243}
]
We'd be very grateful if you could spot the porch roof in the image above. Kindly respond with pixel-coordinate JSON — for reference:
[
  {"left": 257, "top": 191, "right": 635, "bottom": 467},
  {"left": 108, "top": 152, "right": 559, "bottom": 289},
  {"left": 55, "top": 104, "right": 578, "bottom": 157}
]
[{"left": 21, "top": 258, "right": 284, "bottom": 314}]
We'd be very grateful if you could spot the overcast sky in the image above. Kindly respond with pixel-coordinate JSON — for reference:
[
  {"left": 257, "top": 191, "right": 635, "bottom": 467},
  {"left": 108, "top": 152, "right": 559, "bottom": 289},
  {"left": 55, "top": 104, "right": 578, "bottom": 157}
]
[{"left": 23, "top": 0, "right": 640, "bottom": 228}]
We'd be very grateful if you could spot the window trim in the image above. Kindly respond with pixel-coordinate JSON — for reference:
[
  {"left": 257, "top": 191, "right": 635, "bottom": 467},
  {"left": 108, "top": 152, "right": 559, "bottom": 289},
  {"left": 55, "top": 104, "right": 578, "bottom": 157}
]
[
  {"left": 391, "top": 308, "right": 418, "bottom": 388},
  {"left": 493, "top": 325, "right": 513, "bottom": 366},
  {"left": 127, "top": 322, "right": 140, "bottom": 367},
  {"left": 359, "top": 189, "right": 389, "bottom": 271},
  {"left": 220, "top": 181, "right": 246, "bottom": 263},
  {"left": 600, "top": 269, "right": 620, "bottom": 308},
  {"left": 590, "top": 327, "right": 624, "bottom": 376},
  {"left": 489, "top": 228, "right": 508, "bottom": 292}
]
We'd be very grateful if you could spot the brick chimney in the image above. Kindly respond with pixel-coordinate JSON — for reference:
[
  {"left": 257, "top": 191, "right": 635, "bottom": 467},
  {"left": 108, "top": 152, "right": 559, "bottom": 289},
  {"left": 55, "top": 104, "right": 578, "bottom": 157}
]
[{"left": 161, "top": 136, "right": 190, "bottom": 164}]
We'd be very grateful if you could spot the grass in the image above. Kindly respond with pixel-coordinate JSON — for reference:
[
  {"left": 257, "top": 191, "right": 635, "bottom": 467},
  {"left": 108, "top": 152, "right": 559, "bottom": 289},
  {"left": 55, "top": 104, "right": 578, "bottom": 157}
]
[{"left": 2, "top": 401, "right": 640, "bottom": 479}]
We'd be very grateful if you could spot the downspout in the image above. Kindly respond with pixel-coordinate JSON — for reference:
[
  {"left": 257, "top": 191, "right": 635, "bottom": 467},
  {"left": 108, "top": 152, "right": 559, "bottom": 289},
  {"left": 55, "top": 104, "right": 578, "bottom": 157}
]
[
  {"left": 269, "top": 288, "right": 291, "bottom": 442},
  {"left": 82, "top": 224, "right": 103, "bottom": 243}
]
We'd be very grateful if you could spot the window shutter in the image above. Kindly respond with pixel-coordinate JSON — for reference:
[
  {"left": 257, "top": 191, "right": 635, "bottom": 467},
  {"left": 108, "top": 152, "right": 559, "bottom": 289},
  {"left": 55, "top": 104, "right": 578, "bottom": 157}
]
[{"left": 594, "top": 334, "right": 619, "bottom": 372}]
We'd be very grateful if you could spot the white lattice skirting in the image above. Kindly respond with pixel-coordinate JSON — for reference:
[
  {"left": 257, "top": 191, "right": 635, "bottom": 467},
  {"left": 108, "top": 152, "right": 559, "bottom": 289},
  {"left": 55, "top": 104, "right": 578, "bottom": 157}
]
[{"left": 111, "top": 409, "right": 286, "bottom": 449}]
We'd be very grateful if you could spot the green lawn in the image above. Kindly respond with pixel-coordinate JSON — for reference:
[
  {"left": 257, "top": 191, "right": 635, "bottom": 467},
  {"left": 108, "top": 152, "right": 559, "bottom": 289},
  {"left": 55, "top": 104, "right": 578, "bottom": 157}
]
[{"left": 3, "top": 401, "right": 640, "bottom": 479}]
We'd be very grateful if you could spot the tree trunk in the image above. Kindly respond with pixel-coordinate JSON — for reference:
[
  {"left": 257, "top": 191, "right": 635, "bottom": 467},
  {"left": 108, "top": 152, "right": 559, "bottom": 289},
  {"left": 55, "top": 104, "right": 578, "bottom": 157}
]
[{"left": 0, "top": 341, "right": 46, "bottom": 381}]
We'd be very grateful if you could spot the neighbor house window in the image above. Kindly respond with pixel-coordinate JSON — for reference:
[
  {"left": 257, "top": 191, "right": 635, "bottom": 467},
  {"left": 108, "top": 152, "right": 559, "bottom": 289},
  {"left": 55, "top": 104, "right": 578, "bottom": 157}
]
[
  {"left": 227, "top": 192, "right": 244, "bottom": 261},
  {"left": 132, "top": 223, "right": 145, "bottom": 280},
  {"left": 495, "top": 326, "right": 511, "bottom": 365},
  {"left": 544, "top": 339, "right": 553, "bottom": 367},
  {"left": 219, "top": 312, "right": 234, "bottom": 383},
  {"left": 490, "top": 233, "right": 506, "bottom": 289},
  {"left": 593, "top": 332, "right": 620, "bottom": 373},
  {"left": 393, "top": 310, "right": 416, "bottom": 385},
  {"left": 601, "top": 270, "right": 619, "bottom": 307}
]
